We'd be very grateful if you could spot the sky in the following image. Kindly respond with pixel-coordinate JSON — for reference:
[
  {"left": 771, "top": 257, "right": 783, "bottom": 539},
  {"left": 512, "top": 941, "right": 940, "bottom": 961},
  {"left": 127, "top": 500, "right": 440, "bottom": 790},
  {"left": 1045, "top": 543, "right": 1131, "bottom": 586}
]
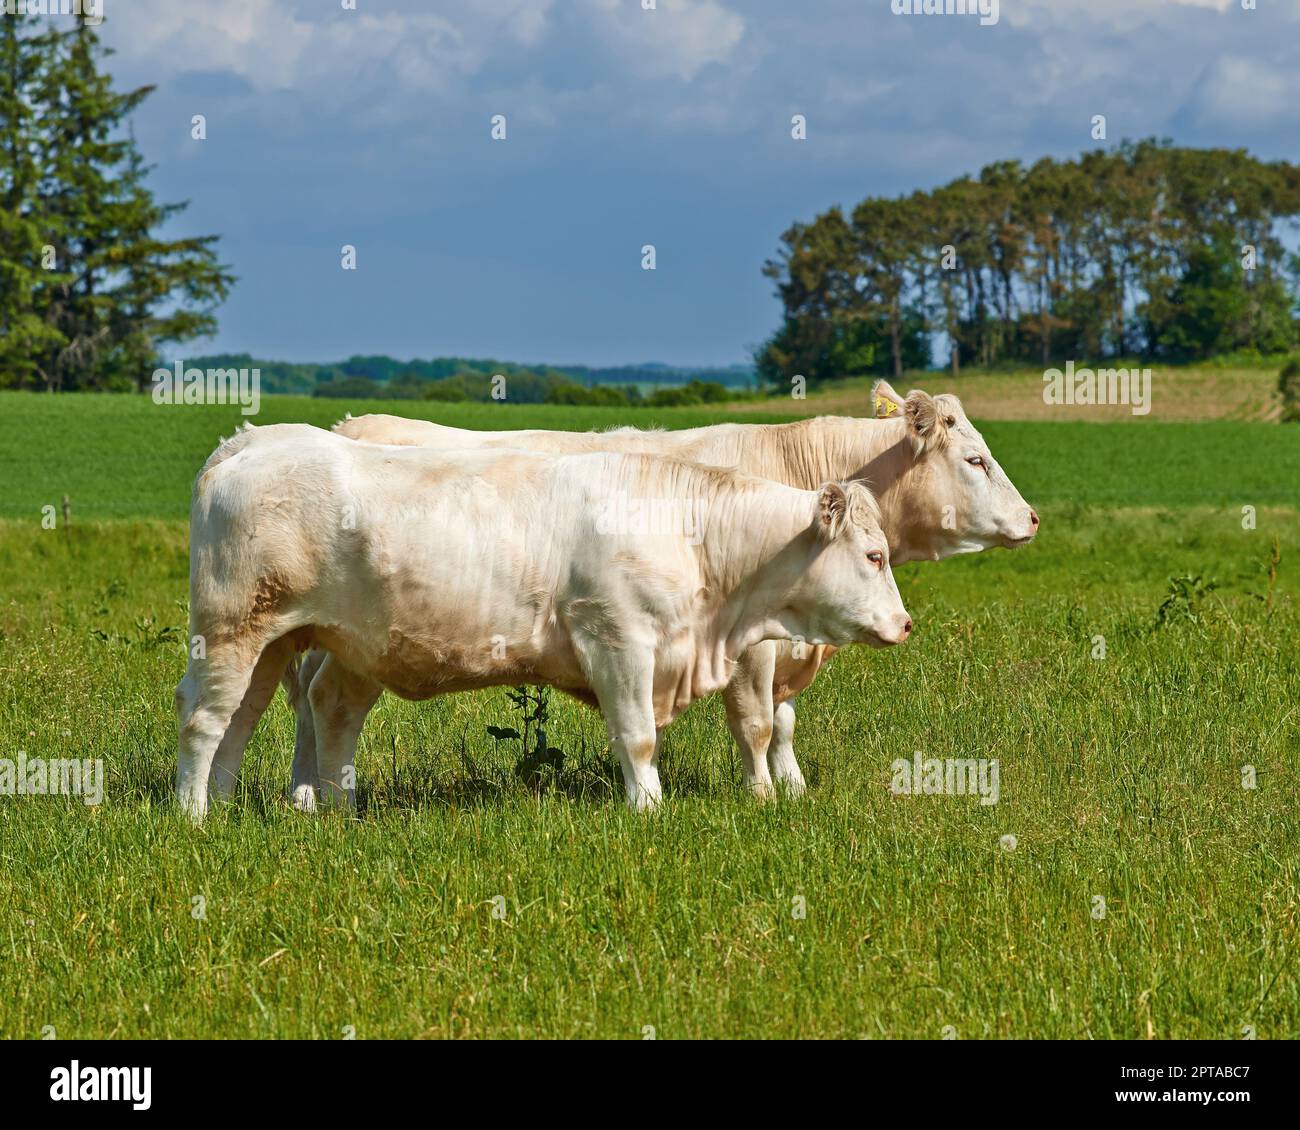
[{"left": 86, "top": 0, "right": 1300, "bottom": 368}]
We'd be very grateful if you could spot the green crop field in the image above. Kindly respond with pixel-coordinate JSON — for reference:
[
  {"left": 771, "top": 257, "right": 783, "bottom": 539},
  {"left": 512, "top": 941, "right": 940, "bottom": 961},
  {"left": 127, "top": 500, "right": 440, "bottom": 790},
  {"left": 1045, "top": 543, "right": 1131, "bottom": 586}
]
[{"left": 0, "top": 390, "right": 1297, "bottom": 1039}]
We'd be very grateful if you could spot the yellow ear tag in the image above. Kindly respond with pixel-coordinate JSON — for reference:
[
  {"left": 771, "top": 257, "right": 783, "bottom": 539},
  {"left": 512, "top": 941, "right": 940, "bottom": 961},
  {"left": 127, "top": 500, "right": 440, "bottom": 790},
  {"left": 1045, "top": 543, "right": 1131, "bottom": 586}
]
[{"left": 875, "top": 396, "right": 899, "bottom": 418}]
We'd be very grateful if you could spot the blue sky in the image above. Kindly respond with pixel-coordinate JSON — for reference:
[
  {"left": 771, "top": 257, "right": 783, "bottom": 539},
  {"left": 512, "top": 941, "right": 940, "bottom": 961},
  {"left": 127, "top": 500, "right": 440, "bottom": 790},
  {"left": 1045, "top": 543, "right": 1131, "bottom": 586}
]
[{"left": 95, "top": 0, "right": 1300, "bottom": 367}]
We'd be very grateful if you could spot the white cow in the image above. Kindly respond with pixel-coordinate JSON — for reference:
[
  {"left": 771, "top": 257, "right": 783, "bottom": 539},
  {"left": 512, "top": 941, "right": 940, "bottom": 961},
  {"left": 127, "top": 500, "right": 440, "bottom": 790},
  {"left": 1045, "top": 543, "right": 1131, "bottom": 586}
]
[
  {"left": 285, "top": 381, "right": 1038, "bottom": 806},
  {"left": 176, "top": 423, "right": 911, "bottom": 819}
]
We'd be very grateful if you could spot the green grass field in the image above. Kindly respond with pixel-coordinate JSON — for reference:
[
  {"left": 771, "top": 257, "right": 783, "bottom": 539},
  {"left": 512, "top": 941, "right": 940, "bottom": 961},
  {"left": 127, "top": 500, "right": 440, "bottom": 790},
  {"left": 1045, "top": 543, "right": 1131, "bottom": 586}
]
[{"left": 0, "top": 391, "right": 1297, "bottom": 1038}]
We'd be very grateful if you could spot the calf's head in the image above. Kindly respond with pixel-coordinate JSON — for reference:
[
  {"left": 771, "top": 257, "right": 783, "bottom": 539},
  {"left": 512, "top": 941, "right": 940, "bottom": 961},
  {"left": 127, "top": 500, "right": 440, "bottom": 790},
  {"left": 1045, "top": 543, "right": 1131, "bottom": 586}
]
[
  {"left": 873, "top": 380, "right": 1039, "bottom": 561},
  {"left": 783, "top": 481, "right": 912, "bottom": 649}
]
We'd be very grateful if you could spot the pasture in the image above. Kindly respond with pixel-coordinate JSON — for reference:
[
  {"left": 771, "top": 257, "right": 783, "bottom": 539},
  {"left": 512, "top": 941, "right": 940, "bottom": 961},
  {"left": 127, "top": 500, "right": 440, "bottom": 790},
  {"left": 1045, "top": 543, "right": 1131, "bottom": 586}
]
[{"left": 0, "top": 387, "right": 1297, "bottom": 1039}]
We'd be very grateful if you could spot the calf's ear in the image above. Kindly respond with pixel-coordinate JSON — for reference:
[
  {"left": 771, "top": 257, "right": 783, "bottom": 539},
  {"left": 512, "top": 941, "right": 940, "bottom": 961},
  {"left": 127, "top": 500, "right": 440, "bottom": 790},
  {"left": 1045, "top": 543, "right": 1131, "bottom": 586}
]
[
  {"left": 872, "top": 380, "right": 906, "bottom": 419},
  {"left": 817, "top": 481, "right": 848, "bottom": 539}
]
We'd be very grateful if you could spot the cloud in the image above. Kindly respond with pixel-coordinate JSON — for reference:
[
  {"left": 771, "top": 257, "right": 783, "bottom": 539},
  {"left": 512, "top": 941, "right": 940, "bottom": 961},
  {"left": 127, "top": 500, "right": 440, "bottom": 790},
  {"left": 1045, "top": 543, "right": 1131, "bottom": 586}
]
[
  {"left": 1008, "top": 0, "right": 1297, "bottom": 30},
  {"left": 98, "top": 0, "right": 753, "bottom": 151},
  {"left": 104, "top": 0, "right": 558, "bottom": 95},
  {"left": 1181, "top": 54, "right": 1300, "bottom": 131},
  {"left": 583, "top": 0, "right": 745, "bottom": 81},
  {"left": 103, "top": 0, "right": 745, "bottom": 95}
]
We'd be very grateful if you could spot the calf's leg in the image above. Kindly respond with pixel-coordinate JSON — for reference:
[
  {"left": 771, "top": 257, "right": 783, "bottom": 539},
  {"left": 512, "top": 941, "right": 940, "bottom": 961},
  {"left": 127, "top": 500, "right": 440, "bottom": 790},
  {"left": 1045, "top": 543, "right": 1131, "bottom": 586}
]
[
  {"left": 723, "top": 643, "right": 777, "bottom": 799},
  {"left": 208, "top": 634, "right": 297, "bottom": 802},
  {"left": 175, "top": 638, "right": 272, "bottom": 821},
  {"left": 308, "top": 652, "right": 382, "bottom": 813},
  {"left": 768, "top": 697, "right": 805, "bottom": 796},
  {"left": 573, "top": 638, "right": 660, "bottom": 810},
  {"left": 610, "top": 712, "right": 662, "bottom": 812},
  {"left": 283, "top": 648, "right": 327, "bottom": 811}
]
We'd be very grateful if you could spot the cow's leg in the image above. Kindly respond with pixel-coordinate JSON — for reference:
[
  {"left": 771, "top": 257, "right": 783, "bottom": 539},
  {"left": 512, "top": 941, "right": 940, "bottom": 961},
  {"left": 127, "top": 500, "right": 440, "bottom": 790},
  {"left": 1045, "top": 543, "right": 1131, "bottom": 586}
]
[
  {"left": 768, "top": 697, "right": 805, "bottom": 797},
  {"left": 208, "top": 634, "right": 296, "bottom": 802},
  {"left": 309, "top": 653, "right": 382, "bottom": 813},
  {"left": 589, "top": 666, "right": 660, "bottom": 809},
  {"left": 723, "top": 643, "right": 776, "bottom": 799},
  {"left": 609, "top": 707, "right": 662, "bottom": 811},
  {"left": 175, "top": 639, "right": 267, "bottom": 821},
  {"left": 567, "top": 628, "right": 660, "bottom": 810},
  {"left": 284, "top": 648, "right": 326, "bottom": 812}
]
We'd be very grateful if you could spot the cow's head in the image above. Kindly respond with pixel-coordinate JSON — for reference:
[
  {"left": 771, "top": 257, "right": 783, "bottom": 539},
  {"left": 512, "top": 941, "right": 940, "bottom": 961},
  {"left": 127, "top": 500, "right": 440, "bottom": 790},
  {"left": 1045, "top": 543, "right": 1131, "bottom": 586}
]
[
  {"left": 784, "top": 481, "right": 912, "bottom": 649},
  {"left": 872, "top": 380, "right": 1039, "bottom": 562}
]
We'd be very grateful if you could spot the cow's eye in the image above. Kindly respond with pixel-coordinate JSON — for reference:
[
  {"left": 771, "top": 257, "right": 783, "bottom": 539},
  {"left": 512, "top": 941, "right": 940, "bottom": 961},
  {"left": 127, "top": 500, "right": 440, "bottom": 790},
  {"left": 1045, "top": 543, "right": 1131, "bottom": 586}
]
[
  {"left": 866, "top": 551, "right": 884, "bottom": 568},
  {"left": 966, "top": 456, "right": 985, "bottom": 468}
]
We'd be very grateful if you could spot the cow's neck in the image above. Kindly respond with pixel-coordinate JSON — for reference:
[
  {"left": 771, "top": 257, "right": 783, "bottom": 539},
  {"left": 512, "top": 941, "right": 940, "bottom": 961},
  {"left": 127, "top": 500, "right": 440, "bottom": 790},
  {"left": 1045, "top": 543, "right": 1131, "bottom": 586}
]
[
  {"left": 870, "top": 446, "right": 948, "bottom": 563},
  {"left": 738, "top": 416, "right": 901, "bottom": 487},
  {"left": 733, "top": 416, "right": 941, "bottom": 563},
  {"left": 695, "top": 487, "right": 820, "bottom": 673}
]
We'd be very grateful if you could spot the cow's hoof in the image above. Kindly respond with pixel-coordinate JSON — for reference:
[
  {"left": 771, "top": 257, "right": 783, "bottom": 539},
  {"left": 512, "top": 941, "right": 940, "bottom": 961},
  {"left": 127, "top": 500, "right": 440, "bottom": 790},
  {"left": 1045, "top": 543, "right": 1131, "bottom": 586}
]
[
  {"left": 176, "top": 791, "right": 208, "bottom": 824},
  {"left": 776, "top": 776, "right": 807, "bottom": 799},
  {"left": 627, "top": 791, "right": 663, "bottom": 813}
]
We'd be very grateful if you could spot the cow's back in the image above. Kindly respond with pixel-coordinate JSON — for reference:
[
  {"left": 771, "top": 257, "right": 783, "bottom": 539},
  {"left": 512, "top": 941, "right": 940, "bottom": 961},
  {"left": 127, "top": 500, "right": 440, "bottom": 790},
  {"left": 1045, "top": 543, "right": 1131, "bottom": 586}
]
[{"left": 334, "top": 412, "right": 746, "bottom": 463}]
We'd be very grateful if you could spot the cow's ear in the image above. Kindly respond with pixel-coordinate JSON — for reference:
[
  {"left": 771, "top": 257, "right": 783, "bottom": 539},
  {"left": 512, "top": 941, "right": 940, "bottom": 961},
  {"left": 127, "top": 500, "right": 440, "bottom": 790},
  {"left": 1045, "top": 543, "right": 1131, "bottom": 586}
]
[
  {"left": 904, "top": 390, "right": 940, "bottom": 449},
  {"left": 873, "top": 380, "right": 906, "bottom": 419},
  {"left": 817, "top": 482, "right": 848, "bottom": 539}
]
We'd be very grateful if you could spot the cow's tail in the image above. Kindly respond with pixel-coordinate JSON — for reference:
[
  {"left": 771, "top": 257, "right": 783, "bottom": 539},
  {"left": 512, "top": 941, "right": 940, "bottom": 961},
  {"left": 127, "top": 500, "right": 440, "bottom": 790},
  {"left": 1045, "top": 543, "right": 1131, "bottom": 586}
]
[
  {"left": 282, "top": 647, "right": 327, "bottom": 714},
  {"left": 281, "top": 652, "right": 303, "bottom": 710}
]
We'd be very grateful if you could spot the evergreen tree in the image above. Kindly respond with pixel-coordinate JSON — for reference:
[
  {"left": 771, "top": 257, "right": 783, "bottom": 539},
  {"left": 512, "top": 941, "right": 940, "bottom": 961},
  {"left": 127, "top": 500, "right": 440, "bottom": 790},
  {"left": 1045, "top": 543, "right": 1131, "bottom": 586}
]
[
  {"left": 0, "top": 13, "right": 232, "bottom": 391},
  {"left": 0, "top": 17, "right": 67, "bottom": 387}
]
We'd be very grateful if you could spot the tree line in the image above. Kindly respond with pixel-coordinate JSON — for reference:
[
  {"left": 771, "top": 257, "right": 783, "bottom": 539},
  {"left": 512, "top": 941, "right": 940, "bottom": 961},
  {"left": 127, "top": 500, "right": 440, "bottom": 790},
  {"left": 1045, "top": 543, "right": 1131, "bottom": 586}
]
[
  {"left": 314, "top": 368, "right": 746, "bottom": 408},
  {"left": 756, "top": 141, "right": 1300, "bottom": 385},
  {"left": 186, "top": 353, "right": 758, "bottom": 397},
  {"left": 0, "top": 15, "right": 231, "bottom": 392}
]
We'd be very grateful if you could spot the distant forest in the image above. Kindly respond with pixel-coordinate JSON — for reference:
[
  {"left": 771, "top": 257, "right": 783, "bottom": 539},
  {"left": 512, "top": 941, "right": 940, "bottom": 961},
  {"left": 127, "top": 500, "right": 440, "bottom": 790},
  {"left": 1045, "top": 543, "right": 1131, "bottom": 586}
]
[
  {"left": 171, "top": 354, "right": 758, "bottom": 407},
  {"left": 756, "top": 141, "right": 1300, "bottom": 384}
]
